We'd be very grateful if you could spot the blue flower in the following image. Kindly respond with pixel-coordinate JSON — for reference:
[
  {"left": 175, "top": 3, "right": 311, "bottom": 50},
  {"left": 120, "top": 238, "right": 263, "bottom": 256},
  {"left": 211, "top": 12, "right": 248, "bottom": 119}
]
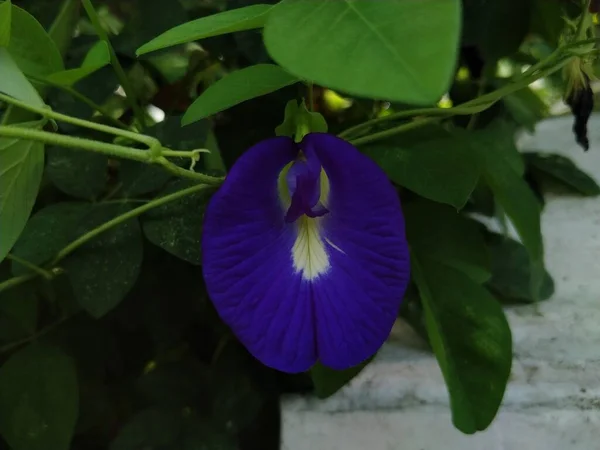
[{"left": 202, "top": 133, "right": 410, "bottom": 373}]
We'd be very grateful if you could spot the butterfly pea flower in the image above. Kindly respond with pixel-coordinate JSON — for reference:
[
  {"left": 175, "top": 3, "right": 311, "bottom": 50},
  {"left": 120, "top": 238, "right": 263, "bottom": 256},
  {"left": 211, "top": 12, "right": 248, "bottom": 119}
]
[{"left": 202, "top": 133, "right": 410, "bottom": 373}]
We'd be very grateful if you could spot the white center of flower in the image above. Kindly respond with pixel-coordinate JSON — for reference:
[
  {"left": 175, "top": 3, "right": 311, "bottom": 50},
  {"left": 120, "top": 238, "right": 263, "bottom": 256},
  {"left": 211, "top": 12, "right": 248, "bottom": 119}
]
[{"left": 292, "top": 216, "right": 331, "bottom": 281}]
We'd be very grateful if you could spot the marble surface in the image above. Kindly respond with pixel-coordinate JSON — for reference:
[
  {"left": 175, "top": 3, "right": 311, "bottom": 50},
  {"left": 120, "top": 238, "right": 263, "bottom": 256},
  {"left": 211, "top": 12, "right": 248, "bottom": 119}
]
[{"left": 281, "top": 115, "right": 600, "bottom": 450}]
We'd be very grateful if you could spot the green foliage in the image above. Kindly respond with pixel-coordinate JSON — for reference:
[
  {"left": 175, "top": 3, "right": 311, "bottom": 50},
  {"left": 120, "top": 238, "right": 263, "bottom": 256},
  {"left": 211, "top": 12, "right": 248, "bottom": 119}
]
[
  {"left": 142, "top": 180, "right": 214, "bottom": 264},
  {"left": 412, "top": 257, "right": 512, "bottom": 434},
  {"left": 310, "top": 359, "right": 371, "bottom": 399},
  {"left": 0, "top": 343, "right": 78, "bottom": 450},
  {"left": 63, "top": 203, "right": 143, "bottom": 318},
  {"left": 46, "top": 147, "right": 108, "bottom": 200},
  {"left": 363, "top": 126, "right": 480, "bottom": 209},
  {"left": 0, "top": 122, "right": 45, "bottom": 262},
  {"left": 136, "top": 4, "right": 274, "bottom": 56},
  {"left": 264, "top": 0, "right": 461, "bottom": 104},
  {"left": 0, "top": 0, "right": 596, "bottom": 446},
  {"left": 182, "top": 64, "right": 298, "bottom": 124},
  {"left": 405, "top": 200, "right": 491, "bottom": 283},
  {"left": 0, "top": 0, "right": 11, "bottom": 47},
  {"left": 486, "top": 233, "right": 555, "bottom": 303},
  {"left": 524, "top": 151, "right": 600, "bottom": 196},
  {"left": 7, "top": 2, "right": 63, "bottom": 76},
  {"left": 45, "top": 41, "right": 110, "bottom": 86}
]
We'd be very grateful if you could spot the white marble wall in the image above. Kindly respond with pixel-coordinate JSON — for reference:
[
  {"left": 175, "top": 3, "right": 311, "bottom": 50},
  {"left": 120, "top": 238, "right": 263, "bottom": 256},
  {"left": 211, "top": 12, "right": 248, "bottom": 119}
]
[{"left": 281, "top": 115, "right": 600, "bottom": 450}]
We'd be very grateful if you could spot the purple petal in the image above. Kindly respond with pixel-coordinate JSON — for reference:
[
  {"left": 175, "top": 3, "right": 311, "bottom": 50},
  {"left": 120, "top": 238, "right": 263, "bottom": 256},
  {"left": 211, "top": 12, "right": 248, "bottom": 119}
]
[
  {"left": 202, "top": 133, "right": 410, "bottom": 373},
  {"left": 302, "top": 133, "right": 410, "bottom": 370},
  {"left": 202, "top": 137, "right": 318, "bottom": 373}
]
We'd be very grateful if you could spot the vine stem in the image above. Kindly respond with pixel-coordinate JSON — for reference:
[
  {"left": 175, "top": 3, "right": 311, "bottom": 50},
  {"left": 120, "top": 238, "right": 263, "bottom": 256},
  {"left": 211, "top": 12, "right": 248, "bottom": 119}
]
[
  {"left": 345, "top": 58, "right": 571, "bottom": 146},
  {"left": 0, "top": 93, "right": 224, "bottom": 185},
  {"left": 51, "top": 183, "right": 215, "bottom": 264},
  {"left": 81, "top": 0, "right": 146, "bottom": 127},
  {"left": 6, "top": 254, "right": 53, "bottom": 280}
]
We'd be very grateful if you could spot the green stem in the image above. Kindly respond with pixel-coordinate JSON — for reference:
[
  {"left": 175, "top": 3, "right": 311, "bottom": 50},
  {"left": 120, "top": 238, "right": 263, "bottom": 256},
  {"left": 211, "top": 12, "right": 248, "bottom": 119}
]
[
  {"left": 0, "top": 91, "right": 153, "bottom": 145},
  {"left": 28, "top": 74, "right": 129, "bottom": 130},
  {"left": 0, "top": 125, "right": 154, "bottom": 162},
  {"left": 81, "top": 0, "right": 147, "bottom": 127},
  {"left": 6, "top": 254, "right": 53, "bottom": 280},
  {"left": 349, "top": 117, "right": 441, "bottom": 147},
  {"left": 344, "top": 61, "right": 569, "bottom": 146},
  {"left": 0, "top": 274, "right": 37, "bottom": 294},
  {"left": 52, "top": 183, "right": 215, "bottom": 264}
]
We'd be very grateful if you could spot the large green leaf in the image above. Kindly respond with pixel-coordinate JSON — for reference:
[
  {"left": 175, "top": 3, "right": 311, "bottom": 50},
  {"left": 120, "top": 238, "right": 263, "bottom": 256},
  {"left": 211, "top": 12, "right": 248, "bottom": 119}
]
[
  {"left": 363, "top": 127, "right": 480, "bottom": 209},
  {"left": 0, "top": 48, "right": 43, "bottom": 106},
  {"left": 405, "top": 200, "right": 490, "bottom": 283},
  {"left": 45, "top": 41, "right": 110, "bottom": 86},
  {"left": 0, "top": 0, "right": 11, "bottom": 47},
  {"left": 470, "top": 122, "right": 544, "bottom": 298},
  {"left": 10, "top": 202, "right": 91, "bottom": 276},
  {"left": 412, "top": 256, "right": 512, "bottom": 434},
  {"left": 264, "top": 0, "right": 461, "bottom": 104},
  {"left": 46, "top": 147, "right": 108, "bottom": 200},
  {"left": 136, "top": 4, "right": 274, "bottom": 56},
  {"left": 486, "top": 232, "right": 554, "bottom": 303},
  {"left": 7, "top": 2, "right": 63, "bottom": 76},
  {"left": 0, "top": 343, "right": 78, "bottom": 450},
  {"left": 524, "top": 152, "right": 600, "bottom": 196},
  {"left": 0, "top": 122, "right": 45, "bottom": 262},
  {"left": 182, "top": 64, "right": 298, "bottom": 124},
  {"left": 63, "top": 204, "right": 143, "bottom": 318}
]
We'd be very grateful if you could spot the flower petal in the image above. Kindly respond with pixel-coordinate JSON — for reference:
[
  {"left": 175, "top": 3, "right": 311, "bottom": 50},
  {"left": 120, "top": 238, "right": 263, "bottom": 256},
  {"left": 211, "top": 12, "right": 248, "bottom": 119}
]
[
  {"left": 202, "top": 137, "right": 318, "bottom": 373},
  {"left": 302, "top": 133, "right": 410, "bottom": 370}
]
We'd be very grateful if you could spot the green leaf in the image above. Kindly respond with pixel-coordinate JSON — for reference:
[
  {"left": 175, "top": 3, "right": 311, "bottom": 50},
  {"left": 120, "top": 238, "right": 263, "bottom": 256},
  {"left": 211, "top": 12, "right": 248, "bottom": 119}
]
[
  {"left": 0, "top": 48, "right": 44, "bottom": 106},
  {"left": 405, "top": 200, "right": 491, "bottom": 283},
  {"left": 412, "top": 256, "right": 512, "bottom": 434},
  {"left": 47, "top": 0, "right": 80, "bottom": 57},
  {"left": 0, "top": 0, "right": 11, "bottom": 47},
  {"left": 462, "top": 0, "right": 532, "bottom": 60},
  {"left": 486, "top": 233, "right": 554, "bottom": 303},
  {"left": 264, "top": 0, "right": 461, "bottom": 104},
  {"left": 63, "top": 204, "right": 143, "bottom": 318},
  {"left": 10, "top": 202, "right": 91, "bottom": 276},
  {"left": 363, "top": 127, "right": 480, "bottom": 209},
  {"left": 524, "top": 152, "right": 600, "bottom": 196},
  {"left": 275, "top": 99, "right": 328, "bottom": 139},
  {"left": 0, "top": 343, "right": 78, "bottom": 450},
  {"left": 45, "top": 41, "right": 110, "bottom": 86},
  {"left": 502, "top": 86, "right": 548, "bottom": 131},
  {"left": 136, "top": 4, "right": 274, "bottom": 56},
  {"left": 310, "top": 359, "right": 371, "bottom": 399},
  {"left": 470, "top": 122, "right": 544, "bottom": 299},
  {"left": 0, "top": 122, "right": 45, "bottom": 262},
  {"left": 8, "top": 2, "right": 63, "bottom": 76},
  {"left": 182, "top": 64, "right": 298, "bottom": 125},
  {"left": 142, "top": 180, "right": 215, "bottom": 264},
  {"left": 46, "top": 146, "right": 108, "bottom": 200},
  {"left": 110, "top": 409, "right": 181, "bottom": 450}
]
